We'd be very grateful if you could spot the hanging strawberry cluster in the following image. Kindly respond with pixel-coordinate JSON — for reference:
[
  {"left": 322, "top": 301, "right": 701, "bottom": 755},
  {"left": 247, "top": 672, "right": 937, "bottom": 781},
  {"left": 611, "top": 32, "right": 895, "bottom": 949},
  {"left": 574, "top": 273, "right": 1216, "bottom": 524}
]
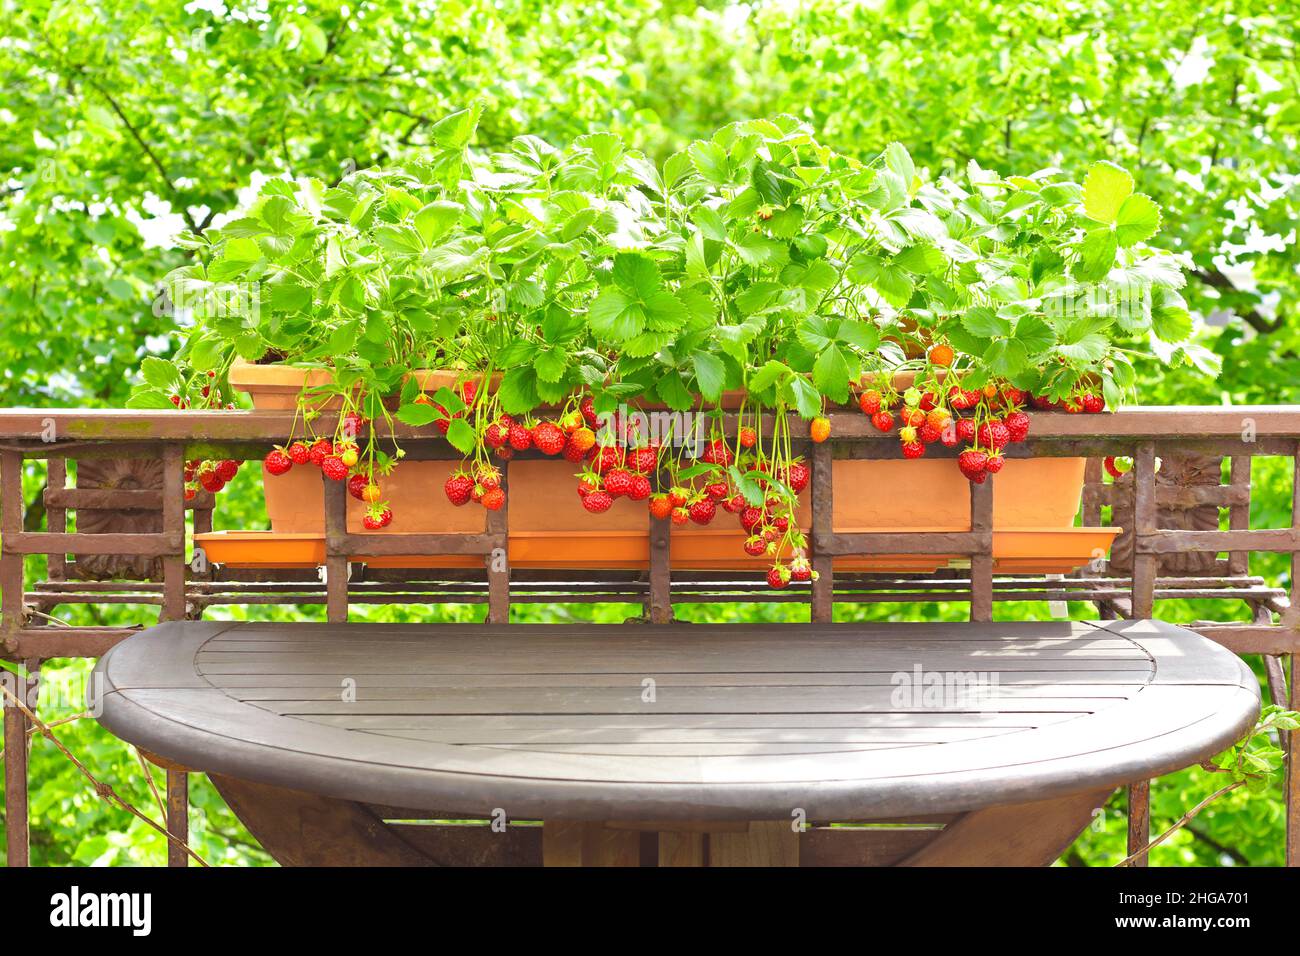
[
  {"left": 156, "top": 363, "right": 246, "bottom": 501},
  {"left": 830, "top": 344, "right": 1112, "bottom": 485},
  {"left": 262, "top": 409, "right": 395, "bottom": 528}
]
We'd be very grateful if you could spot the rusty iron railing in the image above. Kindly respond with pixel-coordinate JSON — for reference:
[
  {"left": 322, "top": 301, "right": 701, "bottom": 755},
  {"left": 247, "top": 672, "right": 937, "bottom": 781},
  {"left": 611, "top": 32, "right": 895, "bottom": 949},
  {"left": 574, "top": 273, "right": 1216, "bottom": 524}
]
[{"left": 1, "top": 405, "right": 1298, "bottom": 867}]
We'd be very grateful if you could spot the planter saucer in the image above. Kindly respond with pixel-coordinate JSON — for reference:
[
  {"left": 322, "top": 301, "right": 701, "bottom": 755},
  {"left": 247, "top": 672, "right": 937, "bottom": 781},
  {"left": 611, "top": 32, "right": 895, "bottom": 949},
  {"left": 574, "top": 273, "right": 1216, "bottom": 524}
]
[{"left": 195, "top": 527, "right": 1120, "bottom": 575}]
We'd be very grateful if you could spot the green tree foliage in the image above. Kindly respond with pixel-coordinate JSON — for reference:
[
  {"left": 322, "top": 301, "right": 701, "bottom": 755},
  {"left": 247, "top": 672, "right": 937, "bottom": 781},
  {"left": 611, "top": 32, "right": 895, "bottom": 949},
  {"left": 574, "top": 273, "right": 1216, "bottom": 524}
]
[{"left": 4, "top": 0, "right": 1296, "bottom": 407}]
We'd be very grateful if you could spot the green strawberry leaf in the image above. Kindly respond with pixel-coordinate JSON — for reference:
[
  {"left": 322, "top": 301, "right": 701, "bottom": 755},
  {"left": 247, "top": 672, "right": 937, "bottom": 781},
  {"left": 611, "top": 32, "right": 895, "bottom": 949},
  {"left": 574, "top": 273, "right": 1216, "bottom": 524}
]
[
  {"left": 691, "top": 351, "right": 726, "bottom": 402},
  {"left": 1151, "top": 287, "right": 1192, "bottom": 343},
  {"left": 498, "top": 366, "right": 540, "bottom": 415},
  {"left": 961, "top": 306, "right": 1010, "bottom": 338},
  {"left": 588, "top": 288, "right": 643, "bottom": 342},
  {"left": 1082, "top": 161, "right": 1134, "bottom": 224},
  {"left": 395, "top": 402, "right": 440, "bottom": 427},
  {"left": 812, "top": 344, "right": 851, "bottom": 403},
  {"left": 1115, "top": 193, "right": 1161, "bottom": 247},
  {"left": 445, "top": 417, "right": 477, "bottom": 454},
  {"left": 1076, "top": 228, "right": 1118, "bottom": 282},
  {"left": 748, "top": 359, "right": 789, "bottom": 393}
]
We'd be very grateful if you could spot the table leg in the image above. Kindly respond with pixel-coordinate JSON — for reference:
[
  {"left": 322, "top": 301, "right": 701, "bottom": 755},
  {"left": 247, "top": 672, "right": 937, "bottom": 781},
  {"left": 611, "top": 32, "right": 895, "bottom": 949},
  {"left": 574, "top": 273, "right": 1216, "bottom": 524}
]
[
  {"left": 542, "top": 821, "right": 639, "bottom": 866},
  {"left": 708, "top": 821, "right": 800, "bottom": 866},
  {"left": 899, "top": 787, "right": 1115, "bottom": 866}
]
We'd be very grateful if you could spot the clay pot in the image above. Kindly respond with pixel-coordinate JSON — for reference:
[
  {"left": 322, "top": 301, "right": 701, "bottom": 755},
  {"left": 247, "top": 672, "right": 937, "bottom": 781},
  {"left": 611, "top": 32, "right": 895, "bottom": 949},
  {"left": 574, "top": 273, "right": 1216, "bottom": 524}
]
[{"left": 226, "top": 361, "right": 1097, "bottom": 571}]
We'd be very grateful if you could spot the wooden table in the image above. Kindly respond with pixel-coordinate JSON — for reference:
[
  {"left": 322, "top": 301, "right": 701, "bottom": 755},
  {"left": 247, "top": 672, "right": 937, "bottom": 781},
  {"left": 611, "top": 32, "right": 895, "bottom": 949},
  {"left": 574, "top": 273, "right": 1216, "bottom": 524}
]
[{"left": 94, "top": 619, "right": 1259, "bottom": 866}]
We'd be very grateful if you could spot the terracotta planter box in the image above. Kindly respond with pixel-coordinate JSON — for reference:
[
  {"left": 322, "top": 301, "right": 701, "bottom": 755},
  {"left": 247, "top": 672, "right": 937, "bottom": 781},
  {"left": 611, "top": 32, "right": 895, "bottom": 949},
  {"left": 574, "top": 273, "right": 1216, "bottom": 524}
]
[{"left": 226, "top": 361, "right": 1111, "bottom": 572}]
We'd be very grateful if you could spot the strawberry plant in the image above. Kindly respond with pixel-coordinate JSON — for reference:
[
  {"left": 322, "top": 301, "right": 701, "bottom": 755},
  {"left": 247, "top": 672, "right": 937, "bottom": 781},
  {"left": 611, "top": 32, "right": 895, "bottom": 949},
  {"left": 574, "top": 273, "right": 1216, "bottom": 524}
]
[{"left": 136, "top": 108, "right": 1195, "bottom": 586}]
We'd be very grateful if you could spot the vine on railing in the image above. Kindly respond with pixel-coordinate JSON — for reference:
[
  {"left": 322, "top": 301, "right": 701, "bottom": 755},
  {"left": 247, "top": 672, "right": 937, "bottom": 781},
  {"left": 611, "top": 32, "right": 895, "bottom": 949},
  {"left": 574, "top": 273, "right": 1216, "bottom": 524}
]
[{"left": 1117, "top": 705, "right": 1299, "bottom": 866}]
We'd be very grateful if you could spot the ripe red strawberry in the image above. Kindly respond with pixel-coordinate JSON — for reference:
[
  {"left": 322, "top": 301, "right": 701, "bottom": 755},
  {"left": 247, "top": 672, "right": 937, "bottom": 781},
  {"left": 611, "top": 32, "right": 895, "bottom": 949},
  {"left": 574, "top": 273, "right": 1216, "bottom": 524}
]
[
  {"left": 809, "top": 417, "right": 830, "bottom": 443},
  {"left": 1004, "top": 410, "right": 1031, "bottom": 443},
  {"left": 743, "top": 535, "right": 767, "bottom": 557},
  {"left": 900, "top": 407, "right": 926, "bottom": 427},
  {"left": 628, "top": 474, "right": 652, "bottom": 501},
  {"left": 309, "top": 439, "right": 333, "bottom": 465},
  {"left": 918, "top": 391, "right": 938, "bottom": 412},
  {"left": 786, "top": 461, "right": 810, "bottom": 494},
  {"left": 1104, "top": 456, "right": 1133, "bottom": 479},
  {"left": 481, "top": 487, "right": 506, "bottom": 511},
  {"left": 670, "top": 507, "right": 690, "bottom": 525},
  {"left": 706, "top": 480, "right": 730, "bottom": 500},
  {"left": 770, "top": 515, "right": 790, "bottom": 534},
  {"left": 577, "top": 475, "right": 601, "bottom": 498},
  {"left": 496, "top": 446, "right": 515, "bottom": 461},
  {"left": 790, "top": 558, "right": 813, "bottom": 582},
  {"left": 591, "top": 445, "right": 624, "bottom": 474},
  {"left": 215, "top": 459, "right": 239, "bottom": 482},
  {"left": 580, "top": 395, "right": 599, "bottom": 428},
  {"left": 723, "top": 493, "right": 747, "bottom": 514},
  {"left": 949, "top": 386, "right": 979, "bottom": 410},
  {"left": 628, "top": 446, "right": 658, "bottom": 474},
  {"left": 738, "top": 426, "right": 757, "bottom": 448},
  {"left": 688, "top": 497, "right": 717, "bottom": 525},
  {"left": 649, "top": 494, "right": 672, "bottom": 519},
  {"left": 1001, "top": 387, "right": 1025, "bottom": 407},
  {"left": 604, "top": 468, "right": 634, "bottom": 497},
  {"left": 484, "top": 419, "right": 510, "bottom": 449},
  {"left": 471, "top": 483, "right": 485, "bottom": 503},
  {"left": 320, "top": 455, "right": 349, "bottom": 481},
  {"left": 700, "top": 440, "right": 732, "bottom": 466},
  {"left": 740, "top": 507, "right": 764, "bottom": 532},
  {"left": 198, "top": 470, "right": 225, "bottom": 493},
  {"left": 508, "top": 423, "right": 533, "bottom": 451},
  {"left": 348, "top": 473, "right": 369, "bottom": 499},
  {"left": 902, "top": 440, "right": 925, "bottom": 459},
  {"left": 183, "top": 484, "right": 197, "bottom": 501},
  {"left": 458, "top": 379, "right": 478, "bottom": 406},
  {"left": 287, "top": 441, "right": 311, "bottom": 465},
  {"left": 668, "top": 486, "right": 690, "bottom": 508},
  {"left": 362, "top": 507, "right": 393, "bottom": 530},
  {"left": 341, "top": 410, "right": 367, "bottom": 437},
  {"left": 476, "top": 466, "right": 501, "bottom": 490},
  {"left": 443, "top": 473, "right": 473, "bottom": 506},
  {"left": 264, "top": 449, "right": 293, "bottom": 476},
  {"left": 532, "top": 421, "right": 566, "bottom": 455},
  {"left": 871, "top": 410, "right": 894, "bottom": 432},
  {"left": 977, "top": 420, "right": 1011, "bottom": 450},
  {"left": 958, "top": 449, "right": 989, "bottom": 483},
  {"left": 858, "top": 389, "right": 882, "bottom": 415},
  {"left": 919, "top": 423, "right": 942, "bottom": 444},
  {"left": 1081, "top": 393, "right": 1105, "bottom": 413},
  {"left": 956, "top": 418, "right": 976, "bottom": 443},
  {"left": 767, "top": 565, "right": 791, "bottom": 589},
  {"left": 984, "top": 451, "right": 1005, "bottom": 474}
]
